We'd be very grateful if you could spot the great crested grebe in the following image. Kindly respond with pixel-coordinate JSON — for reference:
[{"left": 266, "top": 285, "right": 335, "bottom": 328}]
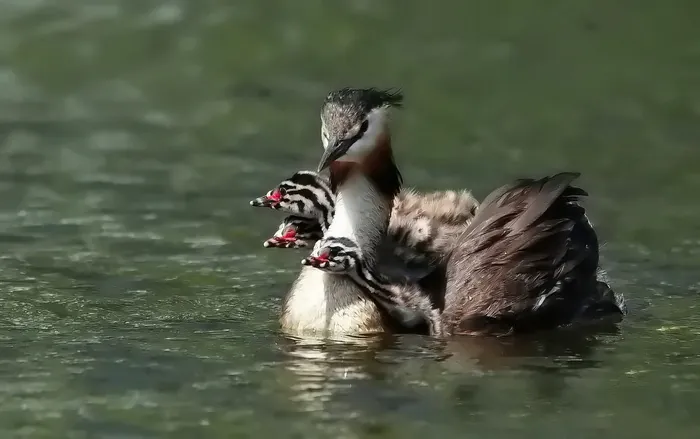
[
  {"left": 250, "top": 170, "right": 478, "bottom": 254},
  {"left": 300, "top": 87, "right": 625, "bottom": 337},
  {"left": 276, "top": 88, "right": 466, "bottom": 336}
]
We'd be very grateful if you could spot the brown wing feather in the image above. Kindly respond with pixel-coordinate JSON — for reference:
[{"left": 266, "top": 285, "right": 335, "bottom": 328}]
[
  {"left": 508, "top": 172, "right": 581, "bottom": 232},
  {"left": 459, "top": 172, "right": 581, "bottom": 244},
  {"left": 442, "top": 172, "right": 599, "bottom": 335}
]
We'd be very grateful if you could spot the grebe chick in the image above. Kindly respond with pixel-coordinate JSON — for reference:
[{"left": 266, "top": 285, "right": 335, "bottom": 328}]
[
  {"left": 302, "top": 237, "right": 443, "bottom": 335},
  {"left": 263, "top": 215, "right": 323, "bottom": 248},
  {"left": 250, "top": 170, "right": 334, "bottom": 232}
]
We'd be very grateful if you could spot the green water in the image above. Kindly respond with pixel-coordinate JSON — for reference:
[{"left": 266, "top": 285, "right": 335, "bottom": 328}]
[{"left": 1, "top": 1, "right": 699, "bottom": 437}]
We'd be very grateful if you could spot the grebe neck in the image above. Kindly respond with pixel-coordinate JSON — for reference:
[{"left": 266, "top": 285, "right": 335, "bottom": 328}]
[{"left": 326, "top": 135, "right": 402, "bottom": 263}]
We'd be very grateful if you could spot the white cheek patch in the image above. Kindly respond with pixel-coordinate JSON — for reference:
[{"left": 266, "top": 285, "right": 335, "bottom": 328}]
[
  {"left": 339, "top": 107, "right": 388, "bottom": 162},
  {"left": 321, "top": 123, "right": 329, "bottom": 149}
]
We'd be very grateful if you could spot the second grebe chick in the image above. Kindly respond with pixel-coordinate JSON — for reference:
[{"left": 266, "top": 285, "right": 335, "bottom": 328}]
[{"left": 263, "top": 215, "right": 323, "bottom": 248}]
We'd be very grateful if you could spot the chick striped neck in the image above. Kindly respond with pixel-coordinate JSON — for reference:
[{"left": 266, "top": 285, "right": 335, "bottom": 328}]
[
  {"left": 326, "top": 238, "right": 431, "bottom": 334},
  {"left": 278, "top": 171, "right": 335, "bottom": 231}
]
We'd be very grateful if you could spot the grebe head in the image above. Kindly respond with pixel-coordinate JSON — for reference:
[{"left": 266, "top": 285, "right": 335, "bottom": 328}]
[
  {"left": 263, "top": 215, "right": 323, "bottom": 248},
  {"left": 249, "top": 171, "right": 333, "bottom": 219},
  {"left": 301, "top": 237, "right": 362, "bottom": 273},
  {"left": 318, "top": 87, "right": 403, "bottom": 171}
]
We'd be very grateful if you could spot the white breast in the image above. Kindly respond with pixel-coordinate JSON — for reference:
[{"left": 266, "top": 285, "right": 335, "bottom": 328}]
[{"left": 280, "top": 267, "right": 384, "bottom": 336}]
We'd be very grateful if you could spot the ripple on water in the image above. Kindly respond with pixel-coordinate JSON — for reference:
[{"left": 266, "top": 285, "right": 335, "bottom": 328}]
[{"left": 1, "top": 1, "right": 700, "bottom": 437}]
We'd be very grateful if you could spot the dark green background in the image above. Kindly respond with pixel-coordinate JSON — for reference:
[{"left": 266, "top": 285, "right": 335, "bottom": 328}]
[{"left": 1, "top": 1, "right": 698, "bottom": 438}]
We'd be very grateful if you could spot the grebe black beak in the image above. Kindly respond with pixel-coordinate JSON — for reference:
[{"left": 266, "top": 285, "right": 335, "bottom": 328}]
[{"left": 317, "top": 138, "right": 355, "bottom": 172}]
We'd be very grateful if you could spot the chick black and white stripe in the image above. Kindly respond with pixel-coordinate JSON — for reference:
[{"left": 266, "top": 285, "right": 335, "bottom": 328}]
[
  {"left": 302, "top": 236, "right": 444, "bottom": 335},
  {"left": 250, "top": 171, "right": 334, "bottom": 233},
  {"left": 250, "top": 171, "right": 479, "bottom": 261}
]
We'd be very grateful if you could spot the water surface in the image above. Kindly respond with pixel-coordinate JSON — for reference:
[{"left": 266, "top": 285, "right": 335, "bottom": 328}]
[{"left": 1, "top": 1, "right": 699, "bottom": 438}]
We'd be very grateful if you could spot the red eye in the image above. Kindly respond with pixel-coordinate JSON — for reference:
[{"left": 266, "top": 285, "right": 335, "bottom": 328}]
[
  {"left": 315, "top": 250, "right": 330, "bottom": 262},
  {"left": 268, "top": 189, "right": 282, "bottom": 202},
  {"left": 282, "top": 227, "right": 297, "bottom": 239}
]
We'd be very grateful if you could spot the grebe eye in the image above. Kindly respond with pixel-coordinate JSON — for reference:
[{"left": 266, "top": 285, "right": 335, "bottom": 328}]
[{"left": 359, "top": 119, "right": 369, "bottom": 134}]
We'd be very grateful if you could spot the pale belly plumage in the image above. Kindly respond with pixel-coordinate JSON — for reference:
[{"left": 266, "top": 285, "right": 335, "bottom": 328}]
[{"left": 280, "top": 267, "right": 386, "bottom": 336}]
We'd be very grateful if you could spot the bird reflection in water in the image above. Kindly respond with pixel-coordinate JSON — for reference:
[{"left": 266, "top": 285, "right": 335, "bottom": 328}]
[{"left": 275, "top": 321, "right": 621, "bottom": 414}]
